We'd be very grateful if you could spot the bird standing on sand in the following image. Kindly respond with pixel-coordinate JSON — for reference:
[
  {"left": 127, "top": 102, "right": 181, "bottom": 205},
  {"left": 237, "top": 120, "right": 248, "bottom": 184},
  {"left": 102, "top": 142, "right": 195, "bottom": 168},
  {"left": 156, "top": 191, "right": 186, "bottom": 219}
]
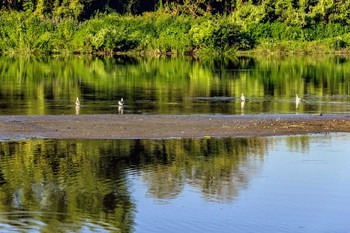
[
  {"left": 241, "top": 93, "right": 246, "bottom": 102},
  {"left": 118, "top": 98, "right": 124, "bottom": 106},
  {"left": 75, "top": 97, "right": 80, "bottom": 106}
]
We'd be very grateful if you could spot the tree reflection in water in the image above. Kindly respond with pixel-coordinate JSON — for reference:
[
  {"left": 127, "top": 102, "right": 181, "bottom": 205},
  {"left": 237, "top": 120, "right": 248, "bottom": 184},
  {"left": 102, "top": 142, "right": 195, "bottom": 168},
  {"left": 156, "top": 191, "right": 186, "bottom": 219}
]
[
  {"left": 0, "top": 136, "right": 311, "bottom": 231},
  {"left": 2, "top": 55, "right": 350, "bottom": 115}
]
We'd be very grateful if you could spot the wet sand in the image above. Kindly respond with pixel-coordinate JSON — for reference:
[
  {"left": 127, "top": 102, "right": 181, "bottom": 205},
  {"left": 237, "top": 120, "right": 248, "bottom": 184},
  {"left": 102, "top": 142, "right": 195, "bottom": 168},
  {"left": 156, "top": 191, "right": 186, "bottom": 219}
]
[{"left": 1, "top": 114, "right": 350, "bottom": 140}]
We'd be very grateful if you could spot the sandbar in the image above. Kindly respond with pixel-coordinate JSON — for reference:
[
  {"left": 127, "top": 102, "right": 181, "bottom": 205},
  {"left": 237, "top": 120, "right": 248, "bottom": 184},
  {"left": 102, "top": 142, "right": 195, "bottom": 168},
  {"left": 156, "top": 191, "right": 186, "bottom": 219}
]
[{"left": 1, "top": 114, "right": 350, "bottom": 140}]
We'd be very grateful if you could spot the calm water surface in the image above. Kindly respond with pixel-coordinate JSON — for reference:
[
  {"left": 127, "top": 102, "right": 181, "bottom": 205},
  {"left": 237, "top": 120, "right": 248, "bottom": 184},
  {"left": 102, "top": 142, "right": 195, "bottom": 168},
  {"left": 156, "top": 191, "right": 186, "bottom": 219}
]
[
  {"left": 1, "top": 55, "right": 350, "bottom": 115},
  {"left": 0, "top": 134, "right": 349, "bottom": 232},
  {"left": 1, "top": 55, "right": 350, "bottom": 232}
]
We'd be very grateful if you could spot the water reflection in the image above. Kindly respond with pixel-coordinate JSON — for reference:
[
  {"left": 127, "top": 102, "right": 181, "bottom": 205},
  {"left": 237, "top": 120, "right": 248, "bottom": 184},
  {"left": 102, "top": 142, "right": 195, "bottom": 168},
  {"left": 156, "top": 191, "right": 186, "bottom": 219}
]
[
  {"left": 0, "top": 137, "right": 270, "bottom": 231},
  {"left": 0, "top": 134, "right": 349, "bottom": 232},
  {"left": 0, "top": 140, "right": 136, "bottom": 232},
  {"left": 2, "top": 55, "right": 350, "bottom": 115},
  {"left": 118, "top": 105, "right": 124, "bottom": 114},
  {"left": 75, "top": 105, "right": 80, "bottom": 115},
  {"left": 240, "top": 100, "right": 245, "bottom": 115}
]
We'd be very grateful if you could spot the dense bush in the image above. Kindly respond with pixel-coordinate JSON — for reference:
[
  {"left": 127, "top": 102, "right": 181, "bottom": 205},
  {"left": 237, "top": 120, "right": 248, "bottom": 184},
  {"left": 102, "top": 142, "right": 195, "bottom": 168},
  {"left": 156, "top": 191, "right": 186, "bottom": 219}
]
[
  {"left": 3, "top": 8, "right": 350, "bottom": 55},
  {"left": 71, "top": 14, "right": 141, "bottom": 52},
  {"left": 2, "top": 0, "right": 350, "bottom": 24},
  {"left": 0, "top": 12, "right": 55, "bottom": 54},
  {"left": 0, "top": 11, "right": 253, "bottom": 54},
  {"left": 247, "top": 23, "right": 350, "bottom": 42},
  {"left": 191, "top": 20, "right": 253, "bottom": 52},
  {"left": 143, "top": 14, "right": 193, "bottom": 53}
]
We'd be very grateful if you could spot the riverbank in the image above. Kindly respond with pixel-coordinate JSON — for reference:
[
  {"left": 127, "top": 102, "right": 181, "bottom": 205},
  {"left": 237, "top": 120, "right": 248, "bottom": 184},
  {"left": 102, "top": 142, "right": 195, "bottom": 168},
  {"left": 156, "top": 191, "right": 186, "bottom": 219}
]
[{"left": 1, "top": 114, "right": 350, "bottom": 140}]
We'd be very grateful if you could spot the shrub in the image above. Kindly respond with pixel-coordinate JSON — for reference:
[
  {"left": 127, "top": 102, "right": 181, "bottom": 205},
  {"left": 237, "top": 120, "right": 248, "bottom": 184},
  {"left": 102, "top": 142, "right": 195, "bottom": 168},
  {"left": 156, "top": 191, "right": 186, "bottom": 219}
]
[
  {"left": 0, "top": 12, "right": 54, "bottom": 54},
  {"left": 52, "top": 19, "right": 79, "bottom": 52},
  {"left": 71, "top": 14, "right": 140, "bottom": 53},
  {"left": 149, "top": 14, "right": 194, "bottom": 53},
  {"left": 190, "top": 20, "right": 253, "bottom": 53}
]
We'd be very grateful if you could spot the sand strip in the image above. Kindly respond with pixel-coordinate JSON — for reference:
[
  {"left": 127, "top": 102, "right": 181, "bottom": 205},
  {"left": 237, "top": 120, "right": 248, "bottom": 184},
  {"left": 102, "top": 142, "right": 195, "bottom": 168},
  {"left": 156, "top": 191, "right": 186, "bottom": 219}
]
[{"left": 1, "top": 114, "right": 350, "bottom": 140}]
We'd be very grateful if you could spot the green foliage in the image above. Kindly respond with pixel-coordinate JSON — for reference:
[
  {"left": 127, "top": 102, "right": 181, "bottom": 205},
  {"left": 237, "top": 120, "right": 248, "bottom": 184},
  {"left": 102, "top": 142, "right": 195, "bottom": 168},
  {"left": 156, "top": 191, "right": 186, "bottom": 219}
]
[
  {"left": 0, "top": 10, "right": 255, "bottom": 55},
  {"left": 71, "top": 14, "right": 140, "bottom": 52},
  {"left": 2, "top": 0, "right": 350, "bottom": 26},
  {"left": 254, "top": 39, "right": 322, "bottom": 54},
  {"left": 0, "top": 12, "right": 54, "bottom": 54},
  {"left": 4, "top": 0, "right": 350, "bottom": 55},
  {"left": 320, "top": 34, "right": 350, "bottom": 50},
  {"left": 191, "top": 20, "right": 252, "bottom": 53},
  {"left": 52, "top": 18, "right": 79, "bottom": 52},
  {"left": 147, "top": 14, "right": 194, "bottom": 53}
]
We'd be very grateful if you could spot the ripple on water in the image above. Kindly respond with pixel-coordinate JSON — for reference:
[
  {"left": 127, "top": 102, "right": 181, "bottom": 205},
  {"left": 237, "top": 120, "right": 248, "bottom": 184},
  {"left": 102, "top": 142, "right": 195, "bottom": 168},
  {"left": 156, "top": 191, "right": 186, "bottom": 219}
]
[
  {"left": 0, "top": 211, "right": 121, "bottom": 233},
  {"left": 1, "top": 134, "right": 350, "bottom": 233},
  {"left": 0, "top": 212, "right": 48, "bottom": 232}
]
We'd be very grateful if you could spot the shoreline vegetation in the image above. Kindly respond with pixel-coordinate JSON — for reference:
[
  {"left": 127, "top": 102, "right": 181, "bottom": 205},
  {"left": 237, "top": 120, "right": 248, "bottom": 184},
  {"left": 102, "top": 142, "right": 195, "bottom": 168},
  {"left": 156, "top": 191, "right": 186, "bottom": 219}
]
[{"left": 2, "top": 1, "right": 350, "bottom": 55}]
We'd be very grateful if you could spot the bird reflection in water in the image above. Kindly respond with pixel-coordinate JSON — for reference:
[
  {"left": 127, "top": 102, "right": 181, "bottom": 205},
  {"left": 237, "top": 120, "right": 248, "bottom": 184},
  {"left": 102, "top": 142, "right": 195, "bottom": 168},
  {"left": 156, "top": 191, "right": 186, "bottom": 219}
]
[
  {"left": 118, "top": 105, "right": 124, "bottom": 114},
  {"left": 75, "top": 97, "right": 81, "bottom": 115},
  {"left": 118, "top": 98, "right": 124, "bottom": 114},
  {"left": 75, "top": 105, "right": 80, "bottom": 115},
  {"left": 240, "top": 93, "right": 248, "bottom": 115},
  {"left": 241, "top": 100, "right": 245, "bottom": 115}
]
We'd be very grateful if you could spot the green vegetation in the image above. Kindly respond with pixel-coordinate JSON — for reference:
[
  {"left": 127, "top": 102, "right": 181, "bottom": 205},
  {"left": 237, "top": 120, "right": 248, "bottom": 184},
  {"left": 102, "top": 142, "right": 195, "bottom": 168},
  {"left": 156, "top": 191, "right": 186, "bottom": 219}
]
[
  {"left": 2, "top": 0, "right": 350, "bottom": 54},
  {"left": 0, "top": 11, "right": 252, "bottom": 55}
]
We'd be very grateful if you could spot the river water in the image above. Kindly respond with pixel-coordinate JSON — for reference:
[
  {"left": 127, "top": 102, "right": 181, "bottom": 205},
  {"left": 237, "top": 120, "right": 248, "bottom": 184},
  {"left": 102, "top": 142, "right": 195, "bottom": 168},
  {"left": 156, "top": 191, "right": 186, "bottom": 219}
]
[
  {"left": 0, "top": 55, "right": 349, "bottom": 232},
  {"left": 0, "top": 134, "right": 349, "bottom": 232},
  {"left": 1, "top": 55, "right": 350, "bottom": 115}
]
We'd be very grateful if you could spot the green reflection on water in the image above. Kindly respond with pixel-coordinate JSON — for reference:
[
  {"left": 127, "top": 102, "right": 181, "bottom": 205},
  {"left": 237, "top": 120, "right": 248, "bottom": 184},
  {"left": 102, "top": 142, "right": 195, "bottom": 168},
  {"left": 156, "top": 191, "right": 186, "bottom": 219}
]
[
  {"left": 0, "top": 140, "right": 135, "bottom": 232},
  {"left": 1, "top": 55, "right": 350, "bottom": 115},
  {"left": 0, "top": 136, "right": 313, "bottom": 232}
]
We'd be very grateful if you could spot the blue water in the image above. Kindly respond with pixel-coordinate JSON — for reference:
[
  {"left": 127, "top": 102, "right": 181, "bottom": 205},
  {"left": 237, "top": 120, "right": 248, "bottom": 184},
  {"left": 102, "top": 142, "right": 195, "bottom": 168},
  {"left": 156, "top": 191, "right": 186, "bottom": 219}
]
[
  {"left": 0, "top": 134, "right": 349, "bottom": 232},
  {"left": 131, "top": 134, "right": 350, "bottom": 233}
]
